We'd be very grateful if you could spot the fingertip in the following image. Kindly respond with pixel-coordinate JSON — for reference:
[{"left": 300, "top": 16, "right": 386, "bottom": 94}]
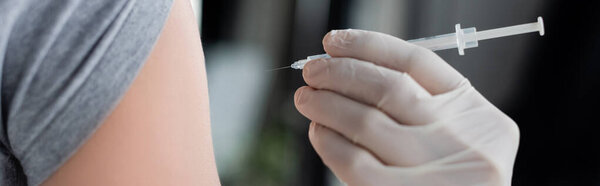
[
  {"left": 309, "top": 123, "right": 330, "bottom": 156},
  {"left": 323, "top": 29, "right": 357, "bottom": 56},
  {"left": 308, "top": 122, "right": 315, "bottom": 136},
  {"left": 301, "top": 59, "right": 314, "bottom": 80},
  {"left": 308, "top": 122, "right": 319, "bottom": 142},
  {"left": 322, "top": 31, "right": 335, "bottom": 55},
  {"left": 302, "top": 58, "right": 327, "bottom": 85},
  {"left": 308, "top": 123, "right": 326, "bottom": 159},
  {"left": 323, "top": 30, "right": 344, "bottom": 45},
  {"left": 294, "top": 86, "right": 310, "bottom": 106},
  {"left": 322, "top": 30, "right": 336, "bottom": 49}
]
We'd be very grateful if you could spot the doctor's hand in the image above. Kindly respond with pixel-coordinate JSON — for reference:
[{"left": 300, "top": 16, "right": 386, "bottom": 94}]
[{"left": 294, "top": 29, "right": 520, "bottom": 186}]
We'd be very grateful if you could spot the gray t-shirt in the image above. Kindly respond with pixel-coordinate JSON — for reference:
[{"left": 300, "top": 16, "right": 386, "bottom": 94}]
[{"left": 0, "top": 0, "right": 173, "bottom": 185}]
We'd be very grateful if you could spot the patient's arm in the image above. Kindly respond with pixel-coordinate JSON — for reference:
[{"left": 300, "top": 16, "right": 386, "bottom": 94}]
[{"left": 42, "top": 0, "right": 220, "bottom": 185}]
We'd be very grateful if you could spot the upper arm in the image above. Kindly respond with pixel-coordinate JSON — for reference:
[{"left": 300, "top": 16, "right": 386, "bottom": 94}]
[{"left": 42, "top": 0, "right": 219, "bottom": 185}]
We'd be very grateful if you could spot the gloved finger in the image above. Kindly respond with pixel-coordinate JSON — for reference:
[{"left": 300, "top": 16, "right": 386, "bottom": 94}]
[
  {"left": 322, "top": 29, "right": 465, "bottom": 95},
  {"left": 308, "top": 122, "right": 385, "bottom": 186},
  {"left": 294, "top": 86, "right": 398, "bottom": 139},
  {"left": 295, "top": 86, "right": 448, "bottom": 166},
  {"left": 303, "top": 57, "right": 435, "bottom": 125}
]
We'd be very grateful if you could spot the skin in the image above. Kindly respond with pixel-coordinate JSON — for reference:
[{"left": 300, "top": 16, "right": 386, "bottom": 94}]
[{"left": 42, "top": 0, "right": 220, "bottom": 185}]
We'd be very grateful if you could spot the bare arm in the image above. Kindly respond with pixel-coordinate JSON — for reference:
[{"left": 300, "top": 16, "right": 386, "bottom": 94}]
[{"left": 42, "top": 0, "right": 220, "bottom": 185}]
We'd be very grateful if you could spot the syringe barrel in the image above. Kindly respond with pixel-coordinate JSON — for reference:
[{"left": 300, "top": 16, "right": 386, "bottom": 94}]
[
  {"left": 408, "top": 33, "right": 457, "bottom": 51},
  {"left": 407, "top": 26, "right": 478, "bottom": 55}
]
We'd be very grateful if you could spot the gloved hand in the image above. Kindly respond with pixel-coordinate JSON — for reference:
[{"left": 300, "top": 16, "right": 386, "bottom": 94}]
[{"left": 294, "top": 29, "right": 520, "bottom": 186}]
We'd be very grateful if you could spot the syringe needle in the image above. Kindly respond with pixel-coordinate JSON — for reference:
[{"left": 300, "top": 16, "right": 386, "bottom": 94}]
[{"left": 266, "top": 66, "right": 292, "bottom": 71}]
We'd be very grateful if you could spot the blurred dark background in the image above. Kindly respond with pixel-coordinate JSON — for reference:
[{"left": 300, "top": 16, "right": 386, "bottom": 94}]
[{"left": 192, "top": 0, "right": 600, "bottom": 185}]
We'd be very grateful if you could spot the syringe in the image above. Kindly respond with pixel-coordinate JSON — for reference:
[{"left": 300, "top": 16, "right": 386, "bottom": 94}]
[{"left": 290, "top": 16, "right": 544, "bottom": 70}]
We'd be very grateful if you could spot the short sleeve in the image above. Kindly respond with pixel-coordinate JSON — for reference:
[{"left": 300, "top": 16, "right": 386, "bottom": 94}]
[{"left": 0, "top": 0, "right": 173, "bottom": 185}]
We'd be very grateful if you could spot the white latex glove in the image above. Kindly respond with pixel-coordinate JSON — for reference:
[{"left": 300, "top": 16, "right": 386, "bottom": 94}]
[{"left": 294, "top": 29, "right": 520, "bottom": 186}]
